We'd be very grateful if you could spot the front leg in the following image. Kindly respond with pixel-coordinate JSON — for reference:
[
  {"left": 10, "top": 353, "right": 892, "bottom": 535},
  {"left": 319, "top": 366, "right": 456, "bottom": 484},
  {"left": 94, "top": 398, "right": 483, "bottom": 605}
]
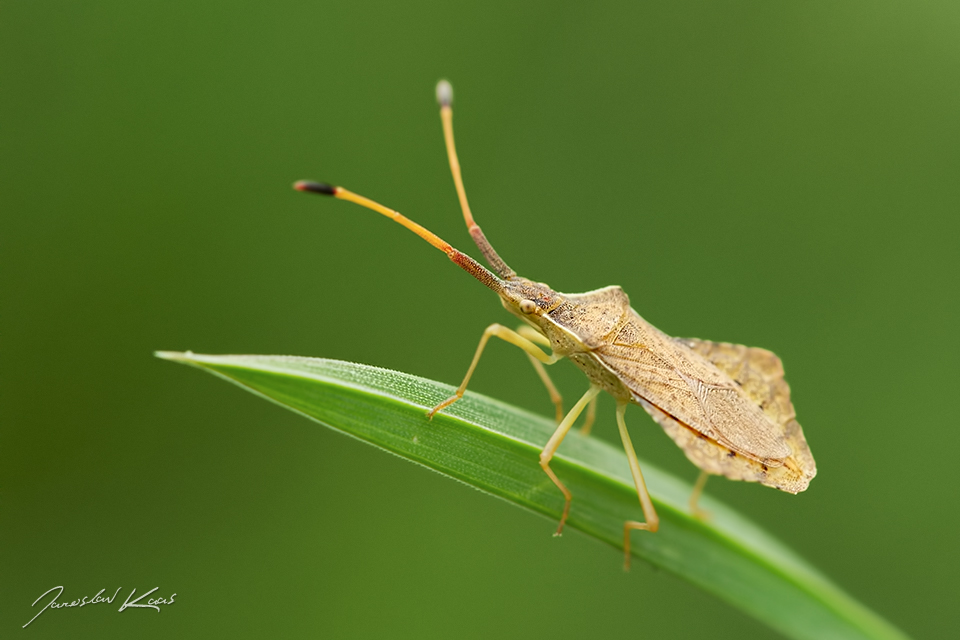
[
  {"left": 516, "top": 325, "right": 564, "bottom": 422},
  {"left": 428, "top": 324, "right": 560, "bottom": 418},
  {"left": 516, "top": 324, "right": 597, "bottom": 430}
]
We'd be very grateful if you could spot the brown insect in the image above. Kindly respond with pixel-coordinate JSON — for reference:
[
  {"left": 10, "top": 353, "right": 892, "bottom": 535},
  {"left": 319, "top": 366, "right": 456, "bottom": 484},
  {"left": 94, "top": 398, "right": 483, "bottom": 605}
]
[{"left": 295, "top": 80, "right": 816, "bottom": 568}]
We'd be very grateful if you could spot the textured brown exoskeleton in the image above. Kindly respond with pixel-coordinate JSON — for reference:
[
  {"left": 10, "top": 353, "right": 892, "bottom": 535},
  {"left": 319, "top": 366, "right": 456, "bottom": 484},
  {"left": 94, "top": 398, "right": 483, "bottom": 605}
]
[{"left": 295, "top": 80, "right": 816, "bottom": 568}]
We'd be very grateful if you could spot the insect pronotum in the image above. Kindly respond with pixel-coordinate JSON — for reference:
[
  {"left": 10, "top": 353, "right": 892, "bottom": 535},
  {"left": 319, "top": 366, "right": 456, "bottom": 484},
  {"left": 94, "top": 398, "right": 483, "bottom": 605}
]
[{"left": 295, "top": 80, "right": 816, "bottom": 569}]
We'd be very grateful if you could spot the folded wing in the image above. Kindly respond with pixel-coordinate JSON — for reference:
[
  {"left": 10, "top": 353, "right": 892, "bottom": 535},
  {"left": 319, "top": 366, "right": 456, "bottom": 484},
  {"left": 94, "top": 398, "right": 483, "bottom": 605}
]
[
  {"left": 595, "top": 316, "right": 792, "bottom": 464},
  {"left": 636, "top": 338, "right": 816, "bottom": 493}
]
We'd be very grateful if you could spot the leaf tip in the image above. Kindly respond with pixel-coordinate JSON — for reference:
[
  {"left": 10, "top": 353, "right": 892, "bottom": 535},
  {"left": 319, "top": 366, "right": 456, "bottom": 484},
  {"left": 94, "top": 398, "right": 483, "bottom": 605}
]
[{"left": 154, "top": 350, "right": 197, "bottom": 363}]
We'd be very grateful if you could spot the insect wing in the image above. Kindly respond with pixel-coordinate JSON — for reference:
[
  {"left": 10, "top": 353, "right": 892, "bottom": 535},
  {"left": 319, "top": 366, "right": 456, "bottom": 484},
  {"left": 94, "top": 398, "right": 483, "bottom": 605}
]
[
  {"left": 671, "top": 338, "right": 816, "bottom": 491},
  {"left": 594, "top": 315, "right": 791, "bottom": 463}
]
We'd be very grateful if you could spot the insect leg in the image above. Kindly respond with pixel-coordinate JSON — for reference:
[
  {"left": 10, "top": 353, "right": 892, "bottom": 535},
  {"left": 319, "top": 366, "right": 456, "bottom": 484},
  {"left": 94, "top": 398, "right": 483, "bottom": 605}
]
[
  {"left": 515, "top": 324, "right": 597, "bottom": 432},
  {"left": 616, "top": 401, "right": 660, "bottom": 571},
  {"left": 515, "top": 324, "right": 550, "bottom": 347},
  {"left": 516, "top": 325, "right": 563, "bottom": 422},
  {"left": 428, "top": 324, "right": 559, "bottom": 418},
  {"left": 688, "top": 471, "right": 711, "bottom": 521},
  {"left": 540, "top": 385, "right": 602, "bottom": 536},
  {"left": 579, "top": 395, "right": 598, "bottom": 436}
]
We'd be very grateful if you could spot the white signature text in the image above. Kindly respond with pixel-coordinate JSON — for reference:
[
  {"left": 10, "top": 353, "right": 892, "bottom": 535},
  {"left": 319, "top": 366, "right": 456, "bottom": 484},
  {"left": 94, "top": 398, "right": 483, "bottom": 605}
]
[{"left": 24, "top": 585, "right": 176, "bottom": 628}]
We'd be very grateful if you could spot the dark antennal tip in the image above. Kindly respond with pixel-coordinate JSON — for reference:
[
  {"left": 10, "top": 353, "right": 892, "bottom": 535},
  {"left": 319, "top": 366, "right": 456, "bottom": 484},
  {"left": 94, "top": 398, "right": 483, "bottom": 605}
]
[
  {"left": 435, "top": 79, "right": 453, "bottom": 107},
  {"left": 294, "top": 180, "right": 338, "bottom": 196}
]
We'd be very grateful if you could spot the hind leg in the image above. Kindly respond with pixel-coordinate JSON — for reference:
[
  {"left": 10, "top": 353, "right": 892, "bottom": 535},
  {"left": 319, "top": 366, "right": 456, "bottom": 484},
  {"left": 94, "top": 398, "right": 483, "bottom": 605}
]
[
  {"left": 688, "top": 471, "right": 711, "bottom": 520},
  {"left": 616, "top": 401, "right": 659, "bottom": 570}
]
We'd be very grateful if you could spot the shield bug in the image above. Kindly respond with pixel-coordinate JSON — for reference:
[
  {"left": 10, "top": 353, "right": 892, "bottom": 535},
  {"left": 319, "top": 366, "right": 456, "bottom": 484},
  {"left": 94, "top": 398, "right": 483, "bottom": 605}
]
[{"left": 294, "top": 80, "right": 816, "bottom": 568}]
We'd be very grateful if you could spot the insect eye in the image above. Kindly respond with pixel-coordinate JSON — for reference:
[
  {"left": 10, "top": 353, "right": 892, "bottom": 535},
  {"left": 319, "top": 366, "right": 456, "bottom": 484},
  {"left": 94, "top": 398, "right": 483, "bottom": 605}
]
[{"left": 520, "top": 299, "right": 537, "bottom": 314}]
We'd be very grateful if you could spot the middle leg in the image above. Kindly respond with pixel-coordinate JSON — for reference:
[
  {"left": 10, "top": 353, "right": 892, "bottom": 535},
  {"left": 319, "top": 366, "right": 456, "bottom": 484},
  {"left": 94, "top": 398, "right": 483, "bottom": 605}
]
[
  {"left": 579, "top": 395, "right": 599, "bottom": 436},
  {"left": 539, "top": 385, "right": 602, "bottom": 536}
]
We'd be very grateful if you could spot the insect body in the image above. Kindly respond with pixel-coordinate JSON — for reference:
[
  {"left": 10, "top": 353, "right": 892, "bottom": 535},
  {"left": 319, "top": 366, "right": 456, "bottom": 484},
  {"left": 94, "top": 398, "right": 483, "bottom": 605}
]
[{"left": 295, "top": 80, "right": 816, "bottom": 568}]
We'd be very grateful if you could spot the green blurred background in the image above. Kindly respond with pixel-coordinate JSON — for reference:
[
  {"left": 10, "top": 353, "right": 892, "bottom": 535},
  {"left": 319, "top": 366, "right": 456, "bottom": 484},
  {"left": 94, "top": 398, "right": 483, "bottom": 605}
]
[{"left": 3, "top": 1, "right": 958, "bottom": 638}]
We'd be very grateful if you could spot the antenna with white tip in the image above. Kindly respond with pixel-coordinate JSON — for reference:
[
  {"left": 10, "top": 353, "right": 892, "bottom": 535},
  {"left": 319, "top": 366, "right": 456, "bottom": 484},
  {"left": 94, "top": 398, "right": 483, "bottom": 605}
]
[{"left": 435, "top": 80, "right": 516, "bottom": 279}]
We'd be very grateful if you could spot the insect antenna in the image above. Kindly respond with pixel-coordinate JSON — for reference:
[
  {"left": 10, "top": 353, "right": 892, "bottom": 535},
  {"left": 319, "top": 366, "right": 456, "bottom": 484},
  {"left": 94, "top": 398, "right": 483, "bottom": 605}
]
[
  {"left": 294, "top": 180, "right": 505, "bottom": 294},
  {"left": 436, "top": 80, "right": 516, "bottom": 280}
]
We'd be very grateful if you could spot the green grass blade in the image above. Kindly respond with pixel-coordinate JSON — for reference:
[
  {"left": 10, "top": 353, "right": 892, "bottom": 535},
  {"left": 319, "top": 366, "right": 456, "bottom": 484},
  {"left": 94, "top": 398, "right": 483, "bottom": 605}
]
[{"left": 156, "top": 352, "right": 908, "bottom": 640}]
